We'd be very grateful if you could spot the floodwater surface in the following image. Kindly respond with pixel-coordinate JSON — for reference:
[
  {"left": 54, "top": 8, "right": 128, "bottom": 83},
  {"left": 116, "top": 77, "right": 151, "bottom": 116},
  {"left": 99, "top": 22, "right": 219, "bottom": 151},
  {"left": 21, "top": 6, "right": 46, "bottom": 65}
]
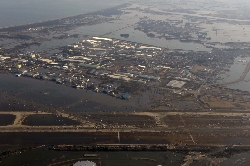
[
  {"left": 22, "top": 114, "right": 81, "bottom": 126},
  {"left": 0, "top": 114, "right": 16, "bottom": 126},
  {"left": 0, "top": 74, "right": 146, "bottom": 112}
]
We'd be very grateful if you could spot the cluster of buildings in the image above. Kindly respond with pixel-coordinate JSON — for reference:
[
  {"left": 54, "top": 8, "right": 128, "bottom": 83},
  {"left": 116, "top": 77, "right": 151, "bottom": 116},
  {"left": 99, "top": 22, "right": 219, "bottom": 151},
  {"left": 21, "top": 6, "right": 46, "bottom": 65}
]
[
  {"left": 0, "top": 36, "right": 237, "bottom": 99},
  {"left": 55, "top": 36, "right": 164, "bottom": 83},
  {"left": 135, "top": 19, "right": 210, "bottom": 43}
]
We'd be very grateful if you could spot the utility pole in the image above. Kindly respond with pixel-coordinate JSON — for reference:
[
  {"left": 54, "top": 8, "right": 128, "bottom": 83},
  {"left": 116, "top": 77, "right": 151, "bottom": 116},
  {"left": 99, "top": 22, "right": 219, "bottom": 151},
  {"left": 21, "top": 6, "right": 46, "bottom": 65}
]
[{"left": 118, "top": 131, "right": 120, "bottom": 143}]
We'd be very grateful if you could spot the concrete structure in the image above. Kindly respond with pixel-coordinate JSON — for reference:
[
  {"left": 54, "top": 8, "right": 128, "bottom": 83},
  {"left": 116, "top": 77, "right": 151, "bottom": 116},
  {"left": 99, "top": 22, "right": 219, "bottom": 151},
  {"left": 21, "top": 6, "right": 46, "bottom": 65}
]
[
  {"left": 138, "top": 46, "right": 162, "bottom": 50},
  {"left": 92, "top": 36, "right": 112, "bottom": 41},
  {"left": 39, "top": 58, "right": 53, "bottom": 63},
  {"left": 166, "top": 80, "right": 186, "bottom": 89},
  {"left": 138, "top": 75, "right": 160, "bottom": 81},
  {"left": 0, "top": 56, "right": 10, "bottom": 61},
  {"left": 79, "top": 63, "right": 99, "bottom": 69}
]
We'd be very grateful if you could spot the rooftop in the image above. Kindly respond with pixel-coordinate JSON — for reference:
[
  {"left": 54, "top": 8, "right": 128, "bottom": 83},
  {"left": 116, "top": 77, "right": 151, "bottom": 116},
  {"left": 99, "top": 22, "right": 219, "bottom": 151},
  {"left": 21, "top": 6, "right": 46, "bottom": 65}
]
[{"left": 166, "top": 80, "right": 186, "bottom": 89}]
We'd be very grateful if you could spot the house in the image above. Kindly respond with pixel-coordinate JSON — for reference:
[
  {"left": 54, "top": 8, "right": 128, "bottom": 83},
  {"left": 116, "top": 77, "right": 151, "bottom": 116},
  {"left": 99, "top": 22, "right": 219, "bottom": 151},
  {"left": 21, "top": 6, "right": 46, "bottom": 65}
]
[
  {"left": 102, "top": 88, "right": 111, "bottom": 94},
  {"left": 120, "top": 93, "right": 131, "bottom": 99}
]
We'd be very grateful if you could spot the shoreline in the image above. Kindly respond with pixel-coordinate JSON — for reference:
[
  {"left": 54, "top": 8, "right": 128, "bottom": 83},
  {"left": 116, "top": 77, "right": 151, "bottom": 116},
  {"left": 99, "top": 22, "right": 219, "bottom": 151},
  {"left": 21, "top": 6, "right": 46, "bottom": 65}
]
[{"left": 0, "top": 3, "right": 129, "bottom": 32}]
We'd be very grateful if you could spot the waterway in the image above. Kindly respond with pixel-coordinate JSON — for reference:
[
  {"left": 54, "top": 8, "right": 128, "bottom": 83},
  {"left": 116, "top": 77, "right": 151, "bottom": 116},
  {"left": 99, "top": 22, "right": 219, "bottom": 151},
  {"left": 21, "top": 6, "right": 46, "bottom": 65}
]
[{"left": 217, "top": 56, "right": 250, "bottom": 92}]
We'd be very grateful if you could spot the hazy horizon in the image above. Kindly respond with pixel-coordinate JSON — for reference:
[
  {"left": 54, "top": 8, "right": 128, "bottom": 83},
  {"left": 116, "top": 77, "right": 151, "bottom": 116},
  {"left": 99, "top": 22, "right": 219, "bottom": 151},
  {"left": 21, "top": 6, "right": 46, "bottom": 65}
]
[{"left": 0, "top": 0, "right": 124, "bottom": 27}]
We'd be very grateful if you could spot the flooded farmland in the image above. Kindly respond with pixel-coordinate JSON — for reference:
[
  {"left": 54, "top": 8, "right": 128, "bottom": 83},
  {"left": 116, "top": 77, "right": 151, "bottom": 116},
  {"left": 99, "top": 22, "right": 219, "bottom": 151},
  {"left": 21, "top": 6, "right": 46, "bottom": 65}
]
[
  {"left": 22, "top": 114, "right": 81, "bottom": 126},
  {"left": 0, "top": 114, "right": 15, "bottom": 126}
]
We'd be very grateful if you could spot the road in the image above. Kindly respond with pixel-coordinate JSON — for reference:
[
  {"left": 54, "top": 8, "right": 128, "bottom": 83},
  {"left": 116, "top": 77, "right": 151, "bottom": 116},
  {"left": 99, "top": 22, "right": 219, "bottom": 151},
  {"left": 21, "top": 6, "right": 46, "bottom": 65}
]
[{"left": 0, "top": 123, "right": 250, "bottom": 133}]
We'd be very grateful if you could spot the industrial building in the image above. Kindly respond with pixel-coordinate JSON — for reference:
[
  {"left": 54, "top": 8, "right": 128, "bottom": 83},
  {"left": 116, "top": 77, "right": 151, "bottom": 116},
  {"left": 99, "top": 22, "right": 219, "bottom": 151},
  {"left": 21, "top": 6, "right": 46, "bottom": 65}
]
[{"left": 73, "top": 160, "right": 96, "bottom": 166}]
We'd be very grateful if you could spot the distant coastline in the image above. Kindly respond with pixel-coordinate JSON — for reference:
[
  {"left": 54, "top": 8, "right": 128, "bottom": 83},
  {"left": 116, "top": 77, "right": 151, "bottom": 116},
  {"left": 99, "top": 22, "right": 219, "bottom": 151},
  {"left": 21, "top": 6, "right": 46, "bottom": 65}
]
[
  {"left": 0, "top": 0, "right": 123, "bottom": 28},
  {"left": 0, "top": 3, "right": 129, "bottom": 32}
]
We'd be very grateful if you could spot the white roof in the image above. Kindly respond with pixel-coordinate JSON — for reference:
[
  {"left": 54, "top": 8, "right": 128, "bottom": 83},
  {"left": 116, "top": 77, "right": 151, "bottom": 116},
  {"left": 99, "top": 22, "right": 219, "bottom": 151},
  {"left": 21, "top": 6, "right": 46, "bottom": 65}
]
[
  {"left": 167, "top": 80, "right": 186, "bottom": 89},
  {"left": 138, "top": 46, "right": 161, "bottom": 50},
  {"left": 92, "top": 37, "right": 112, "bottom": 41}
]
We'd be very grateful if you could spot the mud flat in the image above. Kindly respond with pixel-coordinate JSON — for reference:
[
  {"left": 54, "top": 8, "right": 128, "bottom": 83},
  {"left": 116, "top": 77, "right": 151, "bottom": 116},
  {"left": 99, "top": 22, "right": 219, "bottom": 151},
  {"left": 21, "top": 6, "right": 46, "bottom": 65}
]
[{"left": 22, "top": 114, "right": 81, "bottom": 126}]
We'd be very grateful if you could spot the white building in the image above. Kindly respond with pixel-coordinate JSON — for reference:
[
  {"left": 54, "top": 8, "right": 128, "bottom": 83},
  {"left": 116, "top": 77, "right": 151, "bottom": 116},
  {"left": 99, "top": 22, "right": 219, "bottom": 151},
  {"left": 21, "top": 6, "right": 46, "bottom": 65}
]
[
  {"left": 166, "top": 80, "right": 186, "bottom": 89},
  {"left": 73, "top": 161, "right": 96, "bottom": 166},
  {"left": 92, "top": 37, "right": 112, "bottom": 41}
]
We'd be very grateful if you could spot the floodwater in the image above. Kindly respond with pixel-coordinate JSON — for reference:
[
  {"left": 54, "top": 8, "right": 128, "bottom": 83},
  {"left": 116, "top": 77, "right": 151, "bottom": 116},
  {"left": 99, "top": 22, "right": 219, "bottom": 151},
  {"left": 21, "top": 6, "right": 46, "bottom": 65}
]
[
  {"left": 66, "top": 11, "right": 211, "bottom": 51},
  {"left": 189, "top": 150, "right": 250, "bottom": 166},
  {"left": 1, "top": 4, "right": 211, "bottom": 53},
  {"left": 0, "top": 132, "right": 118, "bottom": 148},
  {"left": 0, "top": 132, "right": 171, "bottom": 148},
  {"left": 0, "top": 148, "right": 184, "bottom": 166},
  {"left": 0, "top": 74, "right": 147, "bottom": 112},
  {"left": 0, "top": 114, "right": 16, "bottom": 126},
  {"left": 106, "top": 26, "right": 211, "bottom": 51},
  {"left": 220, "top": 152, "right": 250, "bottom": 166},
  {"left": 218, "top": 56, "right": 250, "bottom": 92},
  {"left": 22, "top": 114, "right": 81, "bottom": 126},
  {"left": 218, "top": 56, "right": 250, "bottom": 83},
  {"left": 87, "top": 114, "right": 155, "bottom": 126},
  {"left": 6, "top": 1, "right": 247, "bottom": 54},
  {"left": 28, "top": 37, "right": 85, "bottom": 55}
]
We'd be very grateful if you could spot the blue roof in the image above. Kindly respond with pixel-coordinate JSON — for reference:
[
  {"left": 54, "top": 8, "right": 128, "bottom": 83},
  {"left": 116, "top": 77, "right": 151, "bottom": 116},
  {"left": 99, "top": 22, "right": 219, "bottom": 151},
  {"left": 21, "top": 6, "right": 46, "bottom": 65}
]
[
  {"left": 121, "top": 93, "right": 130, "bottom": 99},
  {"left": 102, "top": 89, "right": 110, "bottom": 93}
]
